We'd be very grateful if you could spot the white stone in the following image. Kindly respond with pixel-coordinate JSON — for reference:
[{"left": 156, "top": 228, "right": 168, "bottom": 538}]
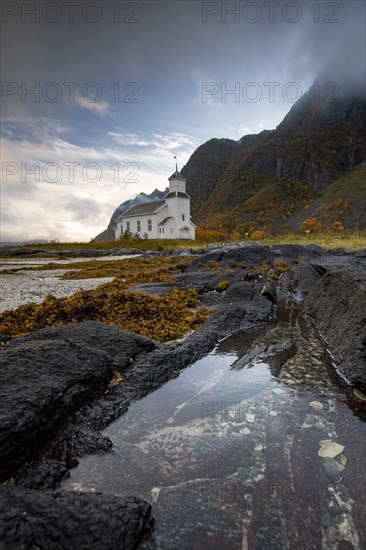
[
  {"left": 309, "top": 401, "right": 324, "bottom": 410},
  {"left": 318, "top": 441, "right": 345, "bottom": 458},
  {"left": 151, "top": 487, "right": 161, "bottom": 503},
  {"left": 272, "top": 387, "right": 284, "bottom": 395}
]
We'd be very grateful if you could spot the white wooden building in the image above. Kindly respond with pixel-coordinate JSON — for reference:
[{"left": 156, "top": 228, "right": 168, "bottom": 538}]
[{"left": 114, "top": 170, "right": 196, "bottom": 240}]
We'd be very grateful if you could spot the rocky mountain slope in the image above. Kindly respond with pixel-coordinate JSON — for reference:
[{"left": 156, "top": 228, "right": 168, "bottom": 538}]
[{"left": 181, "top": 83, "right": 366, "bottom": 233}]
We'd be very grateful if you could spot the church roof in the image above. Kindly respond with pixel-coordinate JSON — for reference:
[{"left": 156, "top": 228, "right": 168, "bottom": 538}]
[
  {"left": 119, "top": 200, "right": 166, "bottom": 218},
  {"left": 158, "top": 216, "right": 173, "bottom": 226},
  {"left": 168, "top": 170, "right": 186, "bottom": 181},
  {"left": 165, "top": 191, "right": 190, "bottom": 199}
]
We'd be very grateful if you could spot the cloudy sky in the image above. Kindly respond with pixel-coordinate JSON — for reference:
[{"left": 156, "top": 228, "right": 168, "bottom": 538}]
[{"left": 1, "top": 0, "right": 365, "bottom": 242}]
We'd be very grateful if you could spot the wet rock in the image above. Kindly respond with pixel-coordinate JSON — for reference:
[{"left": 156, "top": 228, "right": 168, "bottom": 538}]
[
  {"left": 260, "top": 283, "right": 277, "bottom": 304},
  {"left": 336, "top": 541, "right": 355, "bottom": 550},
  {"left": 322, "top": 458, "right": 344, "bottom": 482},
  {"left": 231, "top": 326, "right": 296, "bottom": 376},
  {"left": 0, "top": 339, "right": 115, "bottom": 481},
  {"left": 197, "top": 290, "right": 223, "bottom": 308},
  {"left": 223, "top": 281, "right": 254, "bottom": 303},
  {"left": 50, "top": 426, "right": 114, "bottom": 460},
  {"left": 193, "top": 243, "right": 270, "bottom": 267},
  {"left": 325, "top": 525, "right": 338, "bottom": 544},
  {"left": 174, "top": 271, "right": 236, "bottom": 292},
  {"left": 280, "top": 265, "right": 322, "bottom": 303},
  {"left": 15, "top": 459, "right": 69, "bottom": 490},
  {"left": 0, "top": 486, "right": 153, "bottom": 549},
  {"left": 304, "top": 268, "right": 366, "bottom": 390},
  {"left": 9, "top": 321, "right": 157, "bottom": 372},
  {"left": 150, "top": 479, "right": 243, "bottom": 548},
  {"left": 221, "top": 243, "right": 270, "bottom": 265},
  {"left": 314, "top": 422, "right": 326, "bottom": 431},
  {"left": 129, "top": 281, "right": 185, "bottom": 296},
  {"left": 271, "top": 244, "right": 328, "bottom": 259}
]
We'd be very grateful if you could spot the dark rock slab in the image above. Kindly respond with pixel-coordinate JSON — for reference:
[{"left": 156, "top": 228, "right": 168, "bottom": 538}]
[
  {"left": 197, "top": 290, "right": 223, "bottom": 308},
  {"left": 174, "top": 271, "right": 237, "bottom": 292},
  {"left": 271, "top": 244, "right": 328, "bottom": 259},
  {"left": 15, "top": 459, "right": 69, "bottom": 490},
  {"left": 231, "top": 330, "right": 297, "bottom": 377},
  {"left": 304, "top": 268, "right": 366, "bottom": 390},
  {"left": 129, "top": 282, "right": 186, "bottom": 296},
  {"left": 259, "top": 282, "right": 277, "bottom": 304},
  {"left": 0, "top": 339, "right": 115, "bottom": 481},
  {"left": 9, "top": 321, "right": 157, "bottom": 371},
  {"left": 224, "top": 281, "right": 255, "bottom": 303},
  {"left": 221, "top": 243, "right": 270, "bottom": 264},
  {"left": 280, "top": 265, "right": 322, "bottom": 303},
  {"left": 152, "top": 479, "right": 243, "bottom": 549},
  {"left": 195, "top": 243, "right": 270, "bottom": 266},
  {"left": 0, "top": 486, "right": 153, "bottom": 550}
]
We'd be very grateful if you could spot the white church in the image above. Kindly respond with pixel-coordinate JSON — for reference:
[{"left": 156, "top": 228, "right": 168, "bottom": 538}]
[{"left": 114, "top": 168, "right": 196, "bottom": 240}]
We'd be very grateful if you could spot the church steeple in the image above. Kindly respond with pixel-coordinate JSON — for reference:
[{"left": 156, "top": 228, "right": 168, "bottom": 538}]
[{"left": 168, "top": 156, "right": 186, "bottom": 182}]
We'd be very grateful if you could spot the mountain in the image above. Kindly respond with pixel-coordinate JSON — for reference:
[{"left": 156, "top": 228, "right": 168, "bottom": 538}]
[
  {"left": 93, "top": 188, "right": 167, "bottom": 242},
  {"left": 181, "top": 81, "right": 366, "bottom": 234}
]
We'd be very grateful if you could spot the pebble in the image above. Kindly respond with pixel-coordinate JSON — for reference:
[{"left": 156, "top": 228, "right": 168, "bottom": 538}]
[
  {"left": 314, "top": 422, "right": 326, "bottom": 431},
  {"left": 272, "top": 387, "right": 284, "bottom": 395},
  {"left": 325, "top": 525, "right": 338, "bottom": 544},
  {"left": 353, "top": 388, "right": 366, "bottom": 401},
  {"left": 322, "top": 458, "right": 344, "bottom": 482},
  {"left": 309, "top": 401, "right": 324, "bottom": 410},
  {"left": 318, "top": 440, "right": 345, "bottom": 458},
  {"left": 338, "top": 517, "right": 354, "bottom": 540}
]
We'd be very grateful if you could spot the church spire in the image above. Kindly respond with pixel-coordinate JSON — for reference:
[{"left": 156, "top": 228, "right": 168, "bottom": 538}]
[{"left": 168, "top": 156, "right": 186, "bottom": 182}]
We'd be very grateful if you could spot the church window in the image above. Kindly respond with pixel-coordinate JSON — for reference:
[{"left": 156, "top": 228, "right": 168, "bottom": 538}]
[
  {"left": 137, "top": 220, "right": 141, "bottom": 232},
  {"left": 182, "top": 214, "right": 185, "bottom": 221},
  {"left": 148, "top": 219, "right": 152, "bottom": 231}
]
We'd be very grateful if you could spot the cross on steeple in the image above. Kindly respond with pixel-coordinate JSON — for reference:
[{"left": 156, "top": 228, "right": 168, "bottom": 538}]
[{"left": 174, "top": 156, "right": 178, "bottom": 173}]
